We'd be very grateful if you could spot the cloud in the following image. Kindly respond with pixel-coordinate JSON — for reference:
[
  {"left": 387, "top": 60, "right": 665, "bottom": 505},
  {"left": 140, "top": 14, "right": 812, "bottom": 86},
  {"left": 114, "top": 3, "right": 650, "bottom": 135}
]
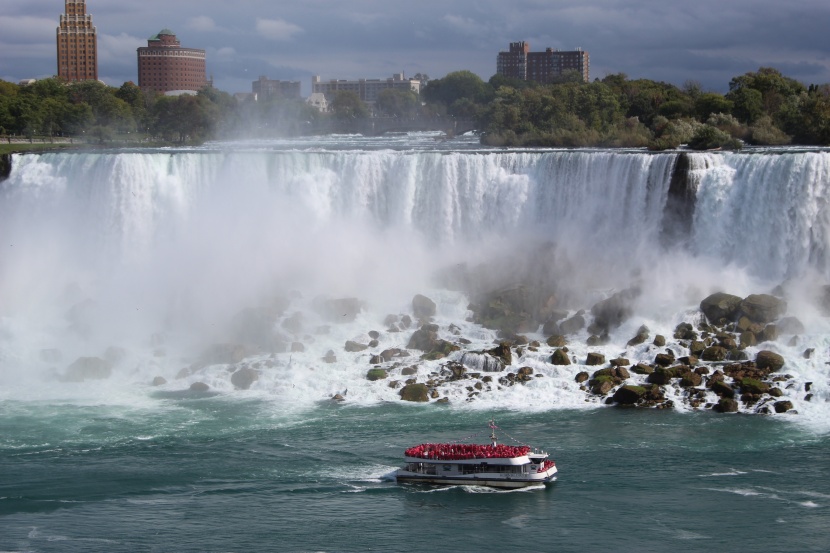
[
  {"left": 0, "top": 15, "right": 55, "bottom": 44},
  {"left": 186, "top": 16, "right": 217, "bottom": 32},
  {"left": 255, "top": 18, "right": 304, "bottom": 41}
]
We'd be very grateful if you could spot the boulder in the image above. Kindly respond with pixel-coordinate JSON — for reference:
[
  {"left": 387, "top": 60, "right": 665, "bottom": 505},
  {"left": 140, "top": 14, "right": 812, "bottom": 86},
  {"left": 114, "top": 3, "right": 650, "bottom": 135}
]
[
  {"left": 777, "top": 317, "right": 805, "bottom": 335},
  {"left": 591, "top": 288, "right": 640, "bottom": 332},
  {"left": 366, "top": 368, "right": 388, "bottom": 381},
  {"left": 559, "top": 314, "right": 586, "bottom": 335},
  {"left": 586, "top": 352, "right": 606, "bottom": 366},
  {"left": 345, "top": 341, "right": 369, "bottom": 352},
  {"left": 774, "top": 400, "right": 794, "bottom": 413},
  {"left": 63, "top": 357, "right": 112, "bottom": 382},
  {"left": 550, "top": 349, "right": 571, "bottom": 366},
  {"left": 152, "top": 376, "right": 168, "bottom": 386},
  {"left": 680, "top": 372, "right": 703, "bottom": 387},
  {"left": 715, "top": 397, "right": 739, "bottom": 413},
  {"left": 710, "top": 380, "right": 735, "bottom": 398},
  {"left": 631, "top": 363, "right": 654, "bottom": 375},
  {"left": 591, "top": 379, "right": 615, "bottom": 396},
  {"left": 739, "top": 377, "right": 770, "bottom": 395},
  {"left": 740, "top": 294, "right": 787, "bottom": 324},
  {"left": 613, "top": 385, "right": 647, "bottom": 405},
  {"left": 399, "top": 383, "right": 429, "bottom": 402},
  {"left": 700, "top": 292, "right": 742, "bottom": 323},
  {"left": 627, "top": 325, "right": 650, "bottom": 347},
  {"left": 575, "top": 371, "right": 590, "bottom": 384},
  {"left": 412, "top": 294, "right": 437, "bottom": 320},
  {"left": 756, "top": 350, "right": 785, "bottom": 372},
  {"left": 323, "top": 350, "right": 337, "bottom": 363},
  {"left": 547, "top": 335, "right": 568, "bottom": 347},
  {"left": 647, "top": 367, "right": 677, "bottom": 385},
  {"left": 190, "top": 381, "right": 210, "bottom": 392},
  {"left": 231, "top": 367, "right": 260, "bottom": 390},
  {"left": 194, "top": 343, "right": 257, "bottom": 369},
  {"left": 701, "top": 346, "right": 728, "bottom": 362},
  {"left": 487, "top": 342, "right": 513, "bottom": 366},
  {"left": 652, "top": 335, "right": 666, "bottom": 347}
]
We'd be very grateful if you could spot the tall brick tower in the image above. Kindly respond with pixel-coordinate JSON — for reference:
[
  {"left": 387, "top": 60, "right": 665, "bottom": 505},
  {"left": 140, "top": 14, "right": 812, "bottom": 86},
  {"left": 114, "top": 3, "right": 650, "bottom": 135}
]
[{"left": 56, "top": 0, "right": 99, "bottom": 82}]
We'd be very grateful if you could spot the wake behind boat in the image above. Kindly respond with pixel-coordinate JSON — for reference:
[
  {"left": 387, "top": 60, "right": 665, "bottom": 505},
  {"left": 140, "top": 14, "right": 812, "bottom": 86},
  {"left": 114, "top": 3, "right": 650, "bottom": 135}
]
[{"left": 395, "top": 422, "right": 557, "bottom": 489}]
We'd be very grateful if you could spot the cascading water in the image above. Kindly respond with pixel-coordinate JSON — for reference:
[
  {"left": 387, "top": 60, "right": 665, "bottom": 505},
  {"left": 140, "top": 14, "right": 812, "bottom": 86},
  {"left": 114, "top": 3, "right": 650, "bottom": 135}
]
[{"left": 1, "top": 138, "right": 829, "bottom": 426}]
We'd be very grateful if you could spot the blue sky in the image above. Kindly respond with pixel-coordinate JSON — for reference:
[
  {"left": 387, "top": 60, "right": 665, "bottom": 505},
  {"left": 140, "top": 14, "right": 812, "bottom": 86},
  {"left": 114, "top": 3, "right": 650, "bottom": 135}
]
[{"left": 1, "top": 0, "right": 829, "bottom": 95}]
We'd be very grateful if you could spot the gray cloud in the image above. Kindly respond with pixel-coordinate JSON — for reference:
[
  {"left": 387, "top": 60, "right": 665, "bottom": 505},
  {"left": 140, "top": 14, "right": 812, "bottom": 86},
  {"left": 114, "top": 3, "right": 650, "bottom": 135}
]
[{"left": 1, "top": 0, "right": 828, "bottom": 94}]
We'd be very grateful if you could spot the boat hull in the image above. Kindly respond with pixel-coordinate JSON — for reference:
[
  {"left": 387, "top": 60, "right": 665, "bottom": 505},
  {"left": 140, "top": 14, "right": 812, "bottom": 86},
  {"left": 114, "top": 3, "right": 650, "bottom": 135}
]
[{"left": 396, "top": 468, "right": 557, "bottom": 489}]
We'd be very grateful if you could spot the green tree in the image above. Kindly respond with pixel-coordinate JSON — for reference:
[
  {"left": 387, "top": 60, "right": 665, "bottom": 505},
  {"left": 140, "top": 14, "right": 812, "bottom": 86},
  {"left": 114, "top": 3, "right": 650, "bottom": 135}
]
[
  {"left": 376, "top": 88, "right": 419, "bottom": 118},
  {"left": 330, "top": 90, "right": 369, "bottom": 119},
  {"left": 694, "top": 93, "right": 733, "bottom": 120},
  {"left": 422, "top": 70, "right": 493, "bottom": 114}
]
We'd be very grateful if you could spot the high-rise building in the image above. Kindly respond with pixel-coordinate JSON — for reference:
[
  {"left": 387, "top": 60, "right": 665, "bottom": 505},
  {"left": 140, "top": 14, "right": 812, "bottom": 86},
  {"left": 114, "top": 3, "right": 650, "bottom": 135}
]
[
  {"left": 137, "top": 29, "right": 208, "bottom": 94},
  {"left": 497, "top": 41, "right": 590, "bottom": 84},
  {"left": 56, "top": 0, "right": 98, "bottom": 82}
]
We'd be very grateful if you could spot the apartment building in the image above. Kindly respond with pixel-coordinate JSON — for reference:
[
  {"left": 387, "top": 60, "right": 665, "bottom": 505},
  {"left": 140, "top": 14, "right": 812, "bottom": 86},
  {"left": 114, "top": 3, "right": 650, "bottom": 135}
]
[
  {"left": 252, "top": 76, "right": 302, "bottom": 100},
  {"left": 497, "top": 41, "right": 590, "bottom": 84},
  {"left": 311, "top": 73, "right": 421, "bottom": 104},
  {"left": 137, "top": 29, "right": 208, "bottom": 94}
]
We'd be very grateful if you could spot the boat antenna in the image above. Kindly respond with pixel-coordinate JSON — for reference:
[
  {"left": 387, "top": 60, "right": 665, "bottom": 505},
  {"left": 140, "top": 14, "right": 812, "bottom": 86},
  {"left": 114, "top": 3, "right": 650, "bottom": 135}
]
[{"left": 489, "top": 419, "right": 498, "bottom": 446}]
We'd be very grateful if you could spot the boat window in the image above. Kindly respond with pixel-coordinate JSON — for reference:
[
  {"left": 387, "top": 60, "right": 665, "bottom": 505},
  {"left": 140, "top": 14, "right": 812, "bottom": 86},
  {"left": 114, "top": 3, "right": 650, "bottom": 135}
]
[{"left": 442, "top": 464, "right": 452, "bottom": 472}]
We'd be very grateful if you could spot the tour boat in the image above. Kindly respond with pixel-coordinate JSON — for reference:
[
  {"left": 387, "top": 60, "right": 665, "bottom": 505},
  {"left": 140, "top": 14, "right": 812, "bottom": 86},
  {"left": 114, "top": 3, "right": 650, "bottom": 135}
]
[{"left": 395, "top": 422, "right": 557, "bottom": 489}]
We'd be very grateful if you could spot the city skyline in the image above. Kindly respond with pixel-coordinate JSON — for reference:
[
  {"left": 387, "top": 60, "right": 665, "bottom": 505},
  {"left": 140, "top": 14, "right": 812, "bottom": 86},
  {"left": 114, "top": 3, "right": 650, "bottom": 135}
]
[{"left": 1, "top": 0, "right": 829, "bottom": 95}]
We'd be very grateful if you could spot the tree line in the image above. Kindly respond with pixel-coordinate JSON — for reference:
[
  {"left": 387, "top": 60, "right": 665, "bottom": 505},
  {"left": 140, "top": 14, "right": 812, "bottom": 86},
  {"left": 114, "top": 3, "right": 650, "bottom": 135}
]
[
  {"left": 422, "top": 67, "right": 830, "bottom": 149},
  {"left": 1, "top": 66, "right": 828, "bottom": 148}
]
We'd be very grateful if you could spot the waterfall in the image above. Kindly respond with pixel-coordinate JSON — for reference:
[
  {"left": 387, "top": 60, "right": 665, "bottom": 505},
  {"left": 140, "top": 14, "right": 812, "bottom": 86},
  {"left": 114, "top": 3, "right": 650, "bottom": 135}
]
[{"left": 1, "top": 145, "right": 830, "bottom": 407}]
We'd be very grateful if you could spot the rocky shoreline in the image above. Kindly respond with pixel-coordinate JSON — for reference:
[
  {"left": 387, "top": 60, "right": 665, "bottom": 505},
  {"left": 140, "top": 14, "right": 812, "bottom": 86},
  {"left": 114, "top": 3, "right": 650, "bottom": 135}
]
[{"left": 53, "top": 278, "right": 825, "bottom": 416}]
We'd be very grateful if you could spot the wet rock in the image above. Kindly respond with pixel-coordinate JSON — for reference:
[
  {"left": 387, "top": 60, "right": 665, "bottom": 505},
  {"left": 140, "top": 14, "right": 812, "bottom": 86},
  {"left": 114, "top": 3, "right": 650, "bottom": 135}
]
[
  {"left": 714, "top": 397, "right": 739, "bottom": 413},
  {"left": 680, "top": 372, "right": 703, "bottom": 387},
  {"left": 194, "top": 343, "right": 257, "bottom": 369},
  {"left": 575, "top": 371, "right": 590, "bottom": 384},
  {"left": 547, "top": 335, "right": 568, "bottom": 347},
  {"left": 586, "top": 352, "right": 606, "bottom": 366},
  {"left": 401, "top": 366, "right": 418, "bottom": 376},
  {"left": 323, "top": 350, "right": 337, "bottom": 364},
  {"left": 740, "top": 294, "right": 787, "bottom": 324},
  {"left": 559, "top": 314, "right": 586, "bottom": 335},
  {"left": 345, "top": 341, "right": 369, "bottom": 352},
  {"left": 652, "top": 335, "right": 667, "bottom": 347},
  {"left": 591, "top": 288, "right": 640, "bottom": 332},
  {"left": 366, "top": 368, "right": 388, "bottom": 381},
  {"left": 63, "top": 357, "right": 112, "bottom": 382},
  {"left": 399, "top": 383, "right": 429, "bottom": 402},
  {"left": 654, "top": 352, "right": 675, "bottom": 367},
  {"left": 647, "top": 367, "right": 677, "bottom": 385},
  {"left": 591, "top": 379, "right": 615, "bottom": 396},
  {"left": 613, "top": 385, "right": 646, "bottom": 405},
  {"left": 332, "top": 394, "right": 346, "bottom": 402},
  {"left": 774, "top": 400, "right": 794, "bottom": 413},
  {"left": 551, "top": 349, "right": 571, "bottom": 366},
  {"left": 631, "top": 363, "right": 654, "bottom": 375},
  {"left": 710, "top": 380, "right": 735, "bottom": 398},
  {"left": 756, "top": 350, "right": 785, "bottom": 372},
  {"left": 231, "top": 367, "right": 260, "bottom": 390},
  {"left": 627, "top": 325, "right": 650, "bottom": 346},
  {"left": 739, "top": 377, "right": 770, "bottom": 395},
  {"left": 412, "top": 294, "right": 437, "bottom": 320},
  {"left": 757, "top": 324, "right": 779, "bottom": 343},
  {"left": 190, "top": 382, "right": 210, "bottom": 392},
  {"left": 777, "top": 317, "right": 805, "bottom": 335},
  {"left": 152, "top": 376, "right": 168, "bottom": 386},
  {"left": 702, "top": 346, "right": 728, "bottom": 362},
  {"left": 700, "top": 292, "right": 742, "bottom": 323},
  {"left": 291, "top": 342, "right": 305, "bottom": 353}
]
